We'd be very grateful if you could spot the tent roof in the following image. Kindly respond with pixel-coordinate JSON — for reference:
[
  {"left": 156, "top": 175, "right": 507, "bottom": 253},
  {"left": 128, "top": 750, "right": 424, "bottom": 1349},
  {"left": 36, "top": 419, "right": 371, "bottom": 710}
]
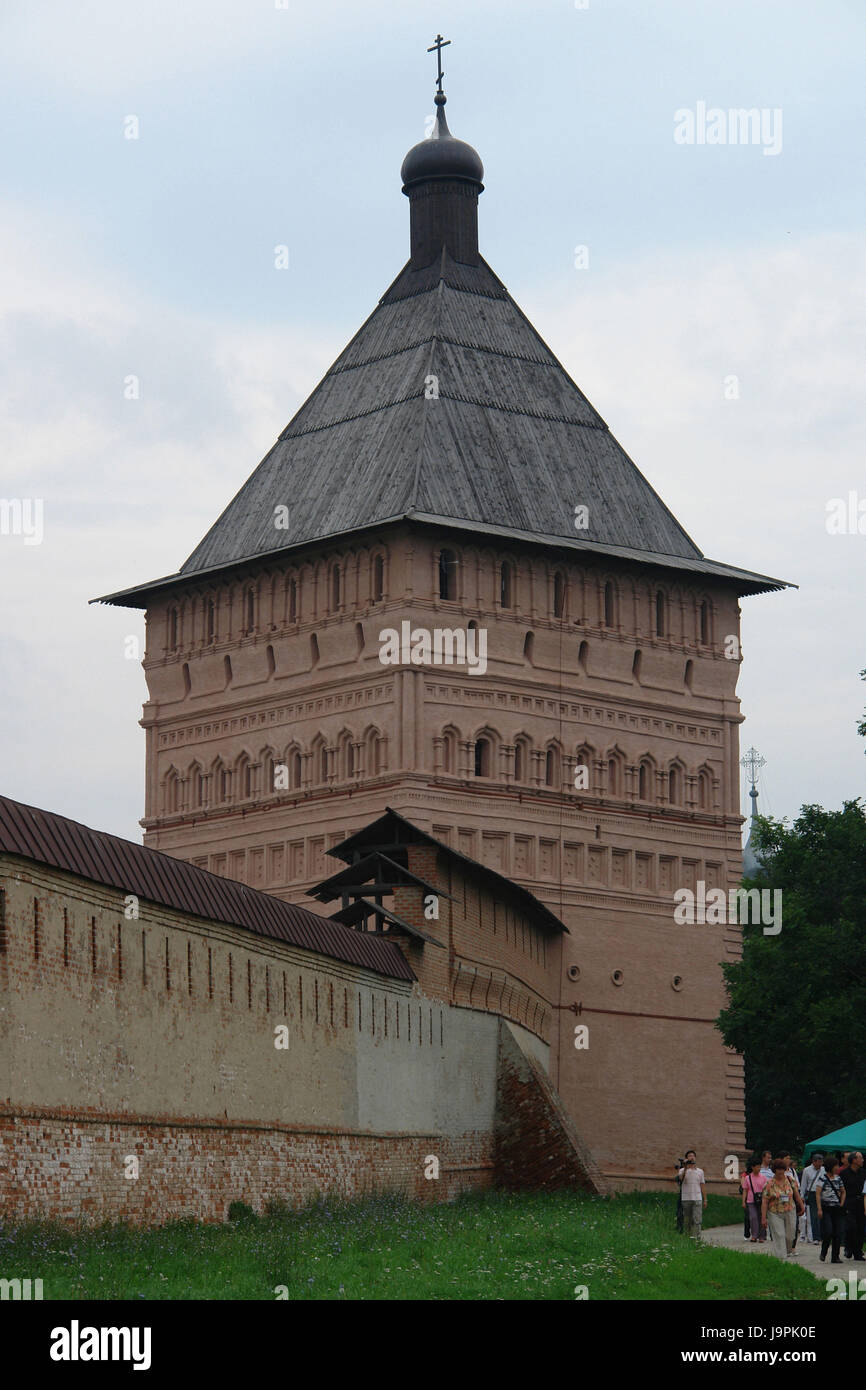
[
  {"left": 803, "top": 1119, "right": 866, "bottom": 1160},
  {"left": 94, "top": 251, "right": 792, "bottom": 608}
]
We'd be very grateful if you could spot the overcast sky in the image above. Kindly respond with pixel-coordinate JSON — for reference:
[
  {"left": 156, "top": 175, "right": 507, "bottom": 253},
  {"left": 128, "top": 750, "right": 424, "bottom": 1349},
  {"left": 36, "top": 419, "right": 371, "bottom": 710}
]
[{"left": 1, "top": 0, "right": 863, "bottom": 841}]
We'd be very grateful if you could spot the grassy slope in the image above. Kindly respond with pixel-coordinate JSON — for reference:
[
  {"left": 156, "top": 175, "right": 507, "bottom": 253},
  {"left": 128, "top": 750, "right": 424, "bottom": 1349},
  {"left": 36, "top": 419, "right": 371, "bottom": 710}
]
[{"left": 0, "top": 1190, "right": 823, "bottom": 1301}]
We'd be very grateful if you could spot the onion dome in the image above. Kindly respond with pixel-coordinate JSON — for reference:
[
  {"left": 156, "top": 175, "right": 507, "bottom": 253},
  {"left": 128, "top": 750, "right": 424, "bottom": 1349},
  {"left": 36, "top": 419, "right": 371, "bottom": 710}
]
[{"left": 401, "top": 93, "right": 484, "bottom": 191}]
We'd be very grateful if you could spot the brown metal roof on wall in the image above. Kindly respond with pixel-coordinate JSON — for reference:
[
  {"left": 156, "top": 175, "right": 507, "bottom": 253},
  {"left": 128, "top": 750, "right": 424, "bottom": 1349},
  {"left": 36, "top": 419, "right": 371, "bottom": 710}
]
[{"left": 0, "top": 793, "right": 414, "bottom": 982}]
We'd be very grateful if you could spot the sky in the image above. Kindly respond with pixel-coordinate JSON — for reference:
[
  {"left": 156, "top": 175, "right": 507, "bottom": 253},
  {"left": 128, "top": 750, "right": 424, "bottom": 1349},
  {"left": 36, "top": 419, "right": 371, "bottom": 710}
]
[{"left": 0, "top": 0, "right": 864, "bottom": 841}]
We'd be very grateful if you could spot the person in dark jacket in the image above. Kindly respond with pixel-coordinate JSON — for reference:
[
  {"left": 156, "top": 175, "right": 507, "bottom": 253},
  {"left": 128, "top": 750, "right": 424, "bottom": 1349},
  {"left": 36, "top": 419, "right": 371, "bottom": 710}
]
[
  {"left": 841, "top": 1151, "right": 865, "bottom": 1260},
  {"left": 817, "top": 1156, "right": 846, "bottom": 1264}
]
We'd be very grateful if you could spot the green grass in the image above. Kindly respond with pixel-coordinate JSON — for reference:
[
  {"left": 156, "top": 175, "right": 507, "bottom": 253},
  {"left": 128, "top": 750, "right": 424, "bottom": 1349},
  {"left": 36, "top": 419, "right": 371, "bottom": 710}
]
[{"left": 0, "top": 1190, "right": 824, "bottom": 1301}]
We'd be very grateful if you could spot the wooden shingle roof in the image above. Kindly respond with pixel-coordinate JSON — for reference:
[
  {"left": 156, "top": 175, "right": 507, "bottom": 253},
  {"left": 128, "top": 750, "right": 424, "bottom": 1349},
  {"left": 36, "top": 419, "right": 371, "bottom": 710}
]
[{"left": 96, "top": 250, "right": 789, "bottom": 607}]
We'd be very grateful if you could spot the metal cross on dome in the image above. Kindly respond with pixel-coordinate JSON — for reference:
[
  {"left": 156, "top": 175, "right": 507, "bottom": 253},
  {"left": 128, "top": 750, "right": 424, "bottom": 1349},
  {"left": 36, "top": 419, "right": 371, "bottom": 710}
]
[{"left": 427, "top": 33, "right": 451, "bottom": 95}]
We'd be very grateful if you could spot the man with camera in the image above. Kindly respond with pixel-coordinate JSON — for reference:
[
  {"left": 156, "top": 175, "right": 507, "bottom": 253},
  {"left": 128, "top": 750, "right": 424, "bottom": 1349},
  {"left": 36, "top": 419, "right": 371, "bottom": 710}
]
[
  {"left": 677, "top": 1152, "right": 707, "bottom": 1238},
  {"left": 675, "top": 1149, "right": 696, "bottom": 1232}
]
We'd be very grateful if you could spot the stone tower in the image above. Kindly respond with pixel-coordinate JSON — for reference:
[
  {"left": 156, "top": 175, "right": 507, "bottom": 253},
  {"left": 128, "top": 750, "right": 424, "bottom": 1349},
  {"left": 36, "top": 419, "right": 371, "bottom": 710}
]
[{"left": 98, "top": 76, "right": 788, "bottom": 1187}]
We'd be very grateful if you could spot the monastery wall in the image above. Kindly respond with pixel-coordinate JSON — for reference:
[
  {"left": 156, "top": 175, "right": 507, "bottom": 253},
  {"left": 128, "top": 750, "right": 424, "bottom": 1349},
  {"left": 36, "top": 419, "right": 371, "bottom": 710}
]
[{"left": 0, "top": 857, "right": 538, "bottom": 1223}]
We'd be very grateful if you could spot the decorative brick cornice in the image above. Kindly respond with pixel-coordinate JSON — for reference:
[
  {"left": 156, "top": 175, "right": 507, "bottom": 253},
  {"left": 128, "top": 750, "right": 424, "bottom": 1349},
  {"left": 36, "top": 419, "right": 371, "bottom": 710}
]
[{"left": 155, "top": 681, "right": 396, "bottom": 747}]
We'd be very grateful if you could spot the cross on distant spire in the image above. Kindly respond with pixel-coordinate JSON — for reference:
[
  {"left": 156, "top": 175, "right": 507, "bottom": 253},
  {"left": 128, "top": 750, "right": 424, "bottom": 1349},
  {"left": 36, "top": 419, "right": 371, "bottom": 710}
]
[
  {"left": 427, "top": 33, "right": 451, "bottom": 95},
  {"left": 740, "top": 746, "right": 766, "bottom": 827},
  {"left": 740, "top": 746, "right": 766, "bottom": 791}
]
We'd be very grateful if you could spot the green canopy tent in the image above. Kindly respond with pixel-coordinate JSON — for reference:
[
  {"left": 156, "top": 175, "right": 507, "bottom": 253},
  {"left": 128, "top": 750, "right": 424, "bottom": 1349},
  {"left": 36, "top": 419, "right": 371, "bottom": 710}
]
[{"left": 802, "top": 1120, "right": 866, "bottom": 1165}]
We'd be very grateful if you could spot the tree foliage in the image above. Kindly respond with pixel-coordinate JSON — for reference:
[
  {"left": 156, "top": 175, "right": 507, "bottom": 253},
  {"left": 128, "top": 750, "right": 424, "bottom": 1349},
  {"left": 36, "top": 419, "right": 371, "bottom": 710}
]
[{"left": 717, "top": 801, "right": 866, "bottom": 1154}]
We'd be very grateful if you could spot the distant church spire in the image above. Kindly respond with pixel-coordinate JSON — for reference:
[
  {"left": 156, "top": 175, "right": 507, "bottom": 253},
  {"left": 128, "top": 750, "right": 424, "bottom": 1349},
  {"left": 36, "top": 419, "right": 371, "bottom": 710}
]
[
  {"left": 401, "top": 34, "right": 484, "bottom": 268},
  {"left": 740, "top": 746, "right": 766, "bottom": 878}
]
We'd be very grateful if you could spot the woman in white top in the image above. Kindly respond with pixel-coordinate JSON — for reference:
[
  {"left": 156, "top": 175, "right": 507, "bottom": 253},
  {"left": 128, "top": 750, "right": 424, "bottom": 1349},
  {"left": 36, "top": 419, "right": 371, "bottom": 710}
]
[{"left": 800, "top": 1153, "right": 825, "bottom": 1243}]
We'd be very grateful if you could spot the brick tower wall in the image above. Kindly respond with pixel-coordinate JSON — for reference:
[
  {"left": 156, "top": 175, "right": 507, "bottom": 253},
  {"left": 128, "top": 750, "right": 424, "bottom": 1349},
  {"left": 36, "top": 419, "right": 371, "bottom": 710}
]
[{"left": 135, "top": 526, "right": 748, "bottom": 1195}]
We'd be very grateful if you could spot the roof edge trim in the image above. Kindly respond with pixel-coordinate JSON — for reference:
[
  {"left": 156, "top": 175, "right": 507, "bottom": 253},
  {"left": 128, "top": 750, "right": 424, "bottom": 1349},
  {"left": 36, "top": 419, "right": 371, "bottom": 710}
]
[{"left": 92, "top": 511, "right": 794, "bottom": 610}]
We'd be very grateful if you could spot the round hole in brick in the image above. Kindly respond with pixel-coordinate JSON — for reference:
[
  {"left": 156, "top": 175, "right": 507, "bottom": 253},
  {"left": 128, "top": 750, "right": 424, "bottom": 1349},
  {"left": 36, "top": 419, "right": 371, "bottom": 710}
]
[
  {"left": 567, "top": 964, "right": 580, "bottom": 982},
  {"left": 671, "top": 974, "right": 684, "bottom": 991},
  {"left": 611, "top": 969, "right": 624, "bottom": 986}
]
